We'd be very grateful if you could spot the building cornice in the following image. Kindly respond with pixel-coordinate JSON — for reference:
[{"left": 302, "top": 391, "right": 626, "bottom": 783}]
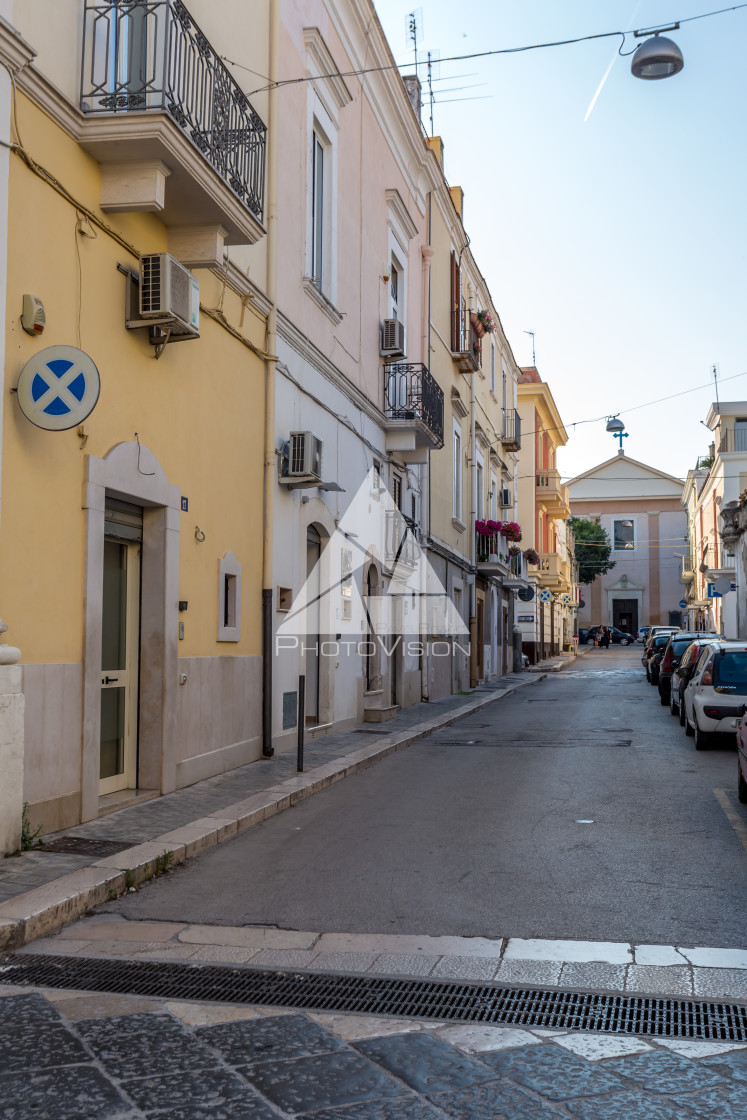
[
  {"left": 0, "top": 15, "right": 35, "bottom": 74},
  {"left": 303, "top": 27, "right": 353, "bottom": 112}
]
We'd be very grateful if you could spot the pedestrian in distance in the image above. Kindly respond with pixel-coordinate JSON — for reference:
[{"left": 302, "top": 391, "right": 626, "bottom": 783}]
[{"left": 601, "top": 626, "right": 611, "bottom": 649}]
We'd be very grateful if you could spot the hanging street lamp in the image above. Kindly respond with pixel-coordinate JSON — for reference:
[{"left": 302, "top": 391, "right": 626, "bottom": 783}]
[{"left": 631, "top": 28, "right": 685, "bottom": 80}]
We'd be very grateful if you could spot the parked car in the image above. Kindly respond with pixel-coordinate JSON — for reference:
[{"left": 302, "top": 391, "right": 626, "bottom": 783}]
[
  {"left": 584, "top": 625, "right": 634, "bottom": 646},
  {"left": 645, "top": 632, "right": 679, "bottom": 684},
  {"left": 641, "top": 627, "right": 680, "bottom": 669},
  {"left": 637, "top": 626, "right": 652, "bottom": 643},
  {"left": 658, "top": 632, "right": 716, "bottom": 705},
  {"left": 736, "top": 710, "right": 747, "bottom": 802},
  {"left": 682, "top": 640, "right": 747, "bottom": 749},
  {"left": 670, "top": 637, "right": 719, "bottom": 724},
  {"left": 577, "top": 628, "right": 590, "bottom": 645}
]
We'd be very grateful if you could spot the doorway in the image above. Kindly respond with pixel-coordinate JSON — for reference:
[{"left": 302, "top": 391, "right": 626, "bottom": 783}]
[
  {"left": 305, "top": 525, "right": 321, "bottom": 725},
  {"left": 99, "top": 499, "right": 142, "bottom": 795},
  {"left": 613, "top": 598, "right": 638, "bottom": 634}
]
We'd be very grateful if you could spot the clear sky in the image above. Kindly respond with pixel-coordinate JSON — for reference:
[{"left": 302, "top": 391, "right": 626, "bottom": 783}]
[{"left": 372, "top": 0, "right": 747, "bottom": 484}]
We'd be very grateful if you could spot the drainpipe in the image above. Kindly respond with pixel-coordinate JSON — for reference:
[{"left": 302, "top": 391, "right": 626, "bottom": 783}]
[
  {"left": 420, "top": 234, "right": 434, "bottom": 702},
  {"left": 262, "top": 0, "right": 280, "bottom": 757},
  {"left": 469, "top": 361, "right": 477, "bottom": 685}
]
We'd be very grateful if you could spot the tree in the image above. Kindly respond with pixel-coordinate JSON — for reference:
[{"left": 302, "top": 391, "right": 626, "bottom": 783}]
[{"left": 569, "top": 517, "right": 616, "bottom": 585}]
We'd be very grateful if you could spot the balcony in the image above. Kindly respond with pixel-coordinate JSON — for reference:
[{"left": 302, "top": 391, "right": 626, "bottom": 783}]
[
  {"left": 503, "top": 550, "right": 530, "bottom": 590},
  {"left": 384, "top": 363, "right": 444, "bottom": 453},
  {"left": 80, "top": 0, "right": 267, "bottom": 257},
  {"left": 536, "top": 469, "right": 571, "bottom": 519},
  {"left": 475, "top": 529, "right": 511, "bottom": 576},
  {"left": 718, "top": 428, "right": 747, "bottom": 454},
  {"left": 502, "top": 409, "right": 521, "bottom": 451},
  {"left": 385, "top": 512, "right": 419, "bottom": 573},
  {"left": 679, "top": 553, "right": 695, "bottom": 584},
  {"left": 537, "top": 552, "right": 571, "bottom": 591},
  {"left": 451, "top": 309, "right": 481, "bottom": 373}
]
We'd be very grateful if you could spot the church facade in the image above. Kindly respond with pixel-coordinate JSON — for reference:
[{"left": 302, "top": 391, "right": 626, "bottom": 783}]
[{"left": 568, "top": 453, "right": 687, "bottom": 634}]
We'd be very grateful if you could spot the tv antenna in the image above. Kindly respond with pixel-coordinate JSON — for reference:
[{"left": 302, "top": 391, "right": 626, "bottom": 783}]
[
  {"left": 426, "top": 50, "right": 440, "bottom": 135},
  {"left": 524, "top": 329, "right": 536, "bottom": 365},
  {"left": 712, "top": 362, "right": 720, "bottom": 407},
  {"left": 406, "top": 9, "right": 423, "bottom": 75}
]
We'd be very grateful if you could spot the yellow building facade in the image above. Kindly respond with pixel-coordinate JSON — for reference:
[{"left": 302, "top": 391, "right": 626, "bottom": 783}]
[
  {"left": 0, "top": 2, "right": 270, "bottom": 835},
  {"left": 516, "top": 367, "right": 575, "bottom": 661}
]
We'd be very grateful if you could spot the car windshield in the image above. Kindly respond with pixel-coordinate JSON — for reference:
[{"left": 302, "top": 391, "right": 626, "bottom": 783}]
[
  {"left": 714, "top": 651, "right": 747, "bottom": 690},
  {"left": 671, "top": 639, "right": 694, "bottom": 656},
  {"left": 654, "top": 635, "right": 670, "bottom": 647}
]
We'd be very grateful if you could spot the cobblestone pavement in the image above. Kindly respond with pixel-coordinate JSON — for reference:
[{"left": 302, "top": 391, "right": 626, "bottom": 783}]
[
  {"left": 1, "top": 984, "right": 745, "bottom": 1119},
  {"left": 0, "top": 670, "right": 554, "bottom": 906}
]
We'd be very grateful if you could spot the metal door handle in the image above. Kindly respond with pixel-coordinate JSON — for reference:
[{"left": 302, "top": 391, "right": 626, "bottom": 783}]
[{"left": 103, "top": 676, "right": 119, "bottom": 684}]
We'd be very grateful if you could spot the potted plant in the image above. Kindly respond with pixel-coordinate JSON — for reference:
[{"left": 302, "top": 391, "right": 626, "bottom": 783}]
[
  {"left": 500, "top": 521, "right": 522, "bottom": 543},
  {"left": 524, "top": 547, "right": 540, "bottom": 565},
  {"left": 475, "top": 309, "right": 495, "bottom": 334}
]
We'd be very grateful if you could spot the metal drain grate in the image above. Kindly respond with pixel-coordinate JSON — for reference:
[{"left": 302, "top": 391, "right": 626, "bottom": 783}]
[
  {"left": 38, "top": 837, "right": 138, "bottom": 857},
  {"left": 2, "top": 954, "right": 746, "bottom": 1041}
]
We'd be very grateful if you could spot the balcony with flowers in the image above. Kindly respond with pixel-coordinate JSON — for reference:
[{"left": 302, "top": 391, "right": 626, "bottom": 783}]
[{"left": 475, "top": 520, "right": 528, "bottom": 585}]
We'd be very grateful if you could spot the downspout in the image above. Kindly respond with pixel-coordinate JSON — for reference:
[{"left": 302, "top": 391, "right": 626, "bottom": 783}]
[
  {"left": 262, "top": 0, "right": 280, "bottom": 757},
  {"left": 421, "top": 224, "right": 434, "bottom": 702},
  {"left": 469, "top": 361, "right": 477, "bottom": 685}
]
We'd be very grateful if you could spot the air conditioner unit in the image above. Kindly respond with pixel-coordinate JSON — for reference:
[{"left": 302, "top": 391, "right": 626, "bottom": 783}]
[
  {"left": 500, "top": 487, "right": 512, "bottom": 508},
  {"left": 139, "top": 253, "right": 200, "bottom": 338},
  {"left": 380, "top": 318, "right": 405, "bottom": 358},
  {"left": 288, "top": 431, "right": 323, "bottom": 479}
]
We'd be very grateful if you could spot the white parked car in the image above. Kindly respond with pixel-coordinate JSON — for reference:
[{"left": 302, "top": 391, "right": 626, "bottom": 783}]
[{"left": 681, "top": 640, "right": 747, "bottom": 750}]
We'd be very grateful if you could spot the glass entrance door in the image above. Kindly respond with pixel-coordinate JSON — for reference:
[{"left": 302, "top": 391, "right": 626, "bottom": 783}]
[{"left": 99, "top": 537, "right": 140, "bottom": 794}]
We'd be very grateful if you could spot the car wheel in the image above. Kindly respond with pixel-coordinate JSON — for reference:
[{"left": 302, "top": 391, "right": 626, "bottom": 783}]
[
  {"left": 670, "top": 693, "right": 678, "bottom": 717},
  {"left": 738, "top": 758, "right": 747, "bottom": 805},
  {"left": 620, "top": 638, "right": 631, "bottom": 646},
  {"left": 585, "top": 637, "right": 594, "bottom": 645},
  {"left": 659, "top": 687, "right": 668, "bottom": 706},
  {"left": 685, "top": 715, "right": 695, "bottom": 736},
  {"left": 679, "top": 701, "right": 687, "bottom": 727},
  {"left": 694, "top": 721, "right": 711, "bottom": 751}
]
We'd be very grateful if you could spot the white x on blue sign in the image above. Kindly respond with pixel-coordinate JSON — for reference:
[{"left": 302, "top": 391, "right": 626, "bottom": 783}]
[{"left": 16, "top": 345, "right": 100, "bottom": 431}]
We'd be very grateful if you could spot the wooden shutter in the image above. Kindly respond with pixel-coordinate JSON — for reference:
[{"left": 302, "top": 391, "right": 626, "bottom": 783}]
[{"left": 450, "top": 250, "right": 460, "bottom": 351}]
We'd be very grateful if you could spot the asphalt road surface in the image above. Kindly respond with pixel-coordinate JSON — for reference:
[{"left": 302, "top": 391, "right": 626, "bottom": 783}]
[{"left": 108, "top": 647, "right": 747, "bottom": 945}]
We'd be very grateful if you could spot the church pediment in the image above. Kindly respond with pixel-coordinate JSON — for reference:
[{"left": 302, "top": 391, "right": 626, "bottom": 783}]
[{"left": 608, "top": 573, "right": 644, "bottom": 592}]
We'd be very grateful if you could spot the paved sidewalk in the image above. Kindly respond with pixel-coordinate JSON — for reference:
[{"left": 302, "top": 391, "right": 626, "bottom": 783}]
[
  {"left": 1, "top": 982, "right": 746, "bottom": 1119},
  {"left": 0, "top": 670, "right": 549, "bottom": 950}
]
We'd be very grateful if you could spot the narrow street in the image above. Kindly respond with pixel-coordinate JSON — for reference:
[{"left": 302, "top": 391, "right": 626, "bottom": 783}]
[
  {"left": 6, "top": 647, "right": 747, "bottom": 1119},
  {"left": 105, "top": 646, "right": 747, "bottom": 947}
]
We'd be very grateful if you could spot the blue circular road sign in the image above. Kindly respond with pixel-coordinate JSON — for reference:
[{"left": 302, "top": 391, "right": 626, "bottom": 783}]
[
  {"left": 17, "top": 345, "right": 100, "bottom": 431},
  {"left": 679, "top": 599, "right": 687, "bottom": 609}
]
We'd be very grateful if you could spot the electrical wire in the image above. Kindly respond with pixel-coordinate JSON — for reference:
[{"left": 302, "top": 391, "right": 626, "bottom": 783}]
[{"left": 223, "top": 3, "right": 747, "bottom": 97}]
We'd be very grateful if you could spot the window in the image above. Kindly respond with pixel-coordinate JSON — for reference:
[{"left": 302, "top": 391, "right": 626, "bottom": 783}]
[
  {"left": 371, "top": 460, "right": 383, "bottom": 499},
  {"left": 341, "top": 548, "right": 353, "bottom": 620},
  {"left": 613, "top": 519, "right": 635, "bottom": 551},
  {"left": 476, "top": 459, "right": 484, "bottom": 520},
  {"left": 390, "top": 260, "right": 399, "bottom": 319},
  {"left": 218, "top": 551, "right": 241, "bottom": 641},
  {"left": 453, "top": 427, "right": 462, "bottom": 520},
  {"left": 490, "top": 342, "right": 495, "bottom": 394},
  {"left": 311, "top": 132, "right": 325, "bottom": 289},
  {"left": 392, "top": 473, "right": 402, "bottom": 510},
  {"left": 490, "top": 471, "right": 498, "bottom": 520}
]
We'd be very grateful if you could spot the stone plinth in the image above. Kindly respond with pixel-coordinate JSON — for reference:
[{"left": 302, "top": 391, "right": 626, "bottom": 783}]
[{"left": 0, "top": 662, "right": 24, "bottom": 855}]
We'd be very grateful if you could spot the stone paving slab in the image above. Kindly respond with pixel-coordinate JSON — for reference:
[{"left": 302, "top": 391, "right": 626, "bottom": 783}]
[
  {"left": 0, "top": 672, "right": 543, "bottom": 949},
  {"left": 19, "top": 918, "right": 747, "bottom": 1004}
]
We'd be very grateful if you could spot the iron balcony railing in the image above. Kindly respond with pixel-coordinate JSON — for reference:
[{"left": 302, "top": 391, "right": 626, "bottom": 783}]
[
  {"left": 475, "top": 530, "right": 510, "bottom": 566},
  {"left": 81, "top": 0, "right": 266, "bottom": 222},
  {"left": 509, "top": 550, "right": 528, "bottom": 582},
  {"left": 384, "top": 362, "right": 445, "bottom": 448},
  {"left": 451, "top": 309, "right": 481, "bottom": 371},
  {"left": 502, "top": 408, "right": 521, "bottom": 451},
  {"left": 385, "top": 512, "right": 419, "bottom": 570},
  {"left": 679, "top": 553, "right": 695, "bottom": 583}
]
